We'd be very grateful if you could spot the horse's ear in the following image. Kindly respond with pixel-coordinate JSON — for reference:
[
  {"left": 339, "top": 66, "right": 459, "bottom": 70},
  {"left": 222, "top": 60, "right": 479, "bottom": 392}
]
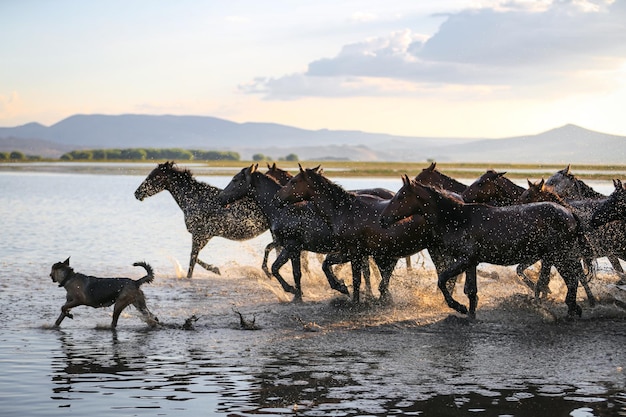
[
  {"left": 298, "top": 163, "right": 304, "bottom": 173},
  {"left": 564, "top": 165, "right": 571, "bottom": 175},
  {"left": 527, "top": 179, "right": 533, "bottom": 188},
  {"left": 613, "top": 178, "right": 622, "bottom": 189},
  {"left": 402, "top": 174, "right": 410, "bottom": 186},
  {"left": 428, "top": 162, "right": 436, "bottom": 171},
  {"left": 497, "top": 171, "right": 507, "bottom": 177},
  {"left": 252, "top": 163, "right": 258, "bottom": 173},
  {"left": 64, "top": 257, "right": 70, "bottom": 265},
  {"left": 538, "top": 178, "right": 545, "bottom": 189},
  {"left": 312, "top": 165, "right": 321, "bottom": 173}
]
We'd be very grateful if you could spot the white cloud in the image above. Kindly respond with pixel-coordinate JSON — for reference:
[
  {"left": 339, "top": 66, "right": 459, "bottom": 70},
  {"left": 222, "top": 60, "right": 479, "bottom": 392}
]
[{"left": 242, "top": 0, "right": 626, "bottom": 99}]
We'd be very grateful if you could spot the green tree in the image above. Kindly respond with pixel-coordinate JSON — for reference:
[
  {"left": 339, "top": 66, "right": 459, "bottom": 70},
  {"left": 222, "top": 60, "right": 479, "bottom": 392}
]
[
  {"left": 252, "top": 153, "right": 270, "bottom": 161},
  {"left": 9, "top": 151, "right": 26, "bottom": 160},
  {"left": 284, "top": 153, "right": 299, "bottom": 161}
]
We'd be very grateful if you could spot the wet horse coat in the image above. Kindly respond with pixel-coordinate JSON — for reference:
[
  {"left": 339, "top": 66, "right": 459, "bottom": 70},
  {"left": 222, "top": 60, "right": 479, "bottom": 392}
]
[
  {"left": 277, "top": 166, "right": 430, "bottom": 303},
  {"left": 219, "top": 165, "right": 351, "bottom": 301},
  {"left": 134, "top": 162, "right": 268, "bottom": 278},
  {"left": 380, "top": 176, "right": 587, "bottom": 318}
]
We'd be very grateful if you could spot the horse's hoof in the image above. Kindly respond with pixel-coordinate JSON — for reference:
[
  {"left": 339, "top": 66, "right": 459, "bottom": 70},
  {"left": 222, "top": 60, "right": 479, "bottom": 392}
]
[
  {"left": 378, "top": 293, "right": 394, "bottom": 305},
  {"left": 292, "top": 295, "right": 303, "bottom": 303},
  {"left": 458, "top": 305, "right": 468, "bottom": 315}
]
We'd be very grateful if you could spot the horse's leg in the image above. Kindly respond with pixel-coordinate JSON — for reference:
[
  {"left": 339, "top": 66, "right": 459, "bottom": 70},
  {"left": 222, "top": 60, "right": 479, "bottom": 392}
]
[
  {"left": 301, "top": 251, "right": 311, "bottom": 276},
  {"left": 516, "top": 262, "right": 537, "bottom": 292},
  {"left": 321, "top": 253, "right": 350, "bottom": 295},
  {"left": 436, "top": 258, "right": 471, "bottom": 315},
  {"left": 429, "top": 249, "right": 460, "bottom": 294},
  {"left": 351, "top": 257, "right": 364, "bottom": 304},
  {"left": 262, "top": 240, "right": 279, "bottom": 277},
  {"left": 375, "top": 256, "right": 399, "bottom": 304},
  {"left": 535, "top": 261, "right": 552, "bottom": 301},
  {"left": 270, "top": 249, "right": 297, "bottom": 295},
  {"left": 290, "top": 251, "right": 303, "bottom": 303},
  {"left": 607, "top": 255, "right": 626, "bottom": 284},
  {"left": 464, "top": 266, "right": 479, "bottom": 318},
  {"left": 189, "top": 234, "right": 219, "bottom": 277},
  {"left": 555, "top": 260, "right": 583, "bottom": 317},
  {"left": 578, "top": 257, "right": 597, "bottom": 307},
  {"left": 405, "top": 256, "right": 412, "bottom": 272}
]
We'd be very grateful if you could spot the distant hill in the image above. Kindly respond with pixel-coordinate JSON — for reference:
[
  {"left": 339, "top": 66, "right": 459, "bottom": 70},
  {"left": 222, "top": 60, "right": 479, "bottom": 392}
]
[{"left": 1, "top": 114, "right": 625, "bottom": 163}]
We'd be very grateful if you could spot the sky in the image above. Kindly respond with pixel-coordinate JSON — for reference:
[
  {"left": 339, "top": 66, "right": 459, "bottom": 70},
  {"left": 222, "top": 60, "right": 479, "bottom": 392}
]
[{"left": 2, "top": 0, "right": 626, "bottom": 138}]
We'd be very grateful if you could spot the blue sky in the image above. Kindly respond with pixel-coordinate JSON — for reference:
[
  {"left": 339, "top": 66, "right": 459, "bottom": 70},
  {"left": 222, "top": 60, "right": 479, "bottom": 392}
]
[{"left": 2, "top": 0, "right": 626, "bottom": 138}]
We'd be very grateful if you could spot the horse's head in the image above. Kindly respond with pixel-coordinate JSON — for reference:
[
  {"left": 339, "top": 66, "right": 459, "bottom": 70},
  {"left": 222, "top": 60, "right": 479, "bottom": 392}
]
[
  {"left": 134, "top": 161, "right": 176, "bottom": 200},
  {"left": 265, "top": 162, "right": 293, "bottom": 186},
  {"left": 462, "top": 170, "right": 507, "bottom": 204},
  {"left": 381, "top": 175, "right": 434, "bottom": 228},
  {"left": 219, "top": 164, "right": 257, "bottom": 206},
  {"left": 276, "top": 164, "right": 321, "bottom": 203},
  {"left": 519, "top": 179, "right": 550, "bottom": 203},
  {"left": 591, "top": 179, "right": 626, "bottom": 228}
]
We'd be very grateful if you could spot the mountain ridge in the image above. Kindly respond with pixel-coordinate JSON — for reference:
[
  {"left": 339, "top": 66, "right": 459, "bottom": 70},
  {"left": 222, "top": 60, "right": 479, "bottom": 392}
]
[{"left": 1, "top": 114, "right": 624, "bottom": 163}]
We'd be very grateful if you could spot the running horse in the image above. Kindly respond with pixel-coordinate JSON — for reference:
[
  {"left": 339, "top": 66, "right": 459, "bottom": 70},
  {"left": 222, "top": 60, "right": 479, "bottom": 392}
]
[
  {"left": 134, "top": 161, "right": 269, "bottom": 278},
  {"left": 276, "top": 166, "right": 430, "bottom": 303},
  {"left": 521, "top": 179, "right": 626, "bottom": 287},
  {"left": 462, "top": 169, "right": 525, "bottom": 206},
  {"left": 415, "top": 162, "right": 467, "bottom": 194},
  {"left": 380, "top": 176, "right": 588, "bottom": 318},
  {"left": 592, "top": 179, "right": 626, "bottom": 228},
  {"left": 546, "top": 165, "right": 605, "bottom": 200}
]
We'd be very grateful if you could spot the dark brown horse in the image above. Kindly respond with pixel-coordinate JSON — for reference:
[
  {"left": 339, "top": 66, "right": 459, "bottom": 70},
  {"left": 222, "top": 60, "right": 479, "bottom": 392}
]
[
  {"left": 592, "top": 179, "right": 626, "bottom": 228},
  {"left": 219, "top": 164, "right": 355, "bottom": 301},
  {"left": 462, "top": 170, "right": 525, "bottom": 206},
  {"left": 380, "top": 176, "right": 587, "bottom": 318},
  {"left": 134, "top": 161, "right": 269, "bottom": 278},
  {"left": 415, "top": 162, "right": 467, "bottom": 194},
  {"left": 546, "top": 165, "right": 605, "bottom": 200},
  {"left": 276, "top": 166, "right": 430, "bottom": 303},
  {"left": 521, "top": 179, "right": 626, "bottom": 287}
]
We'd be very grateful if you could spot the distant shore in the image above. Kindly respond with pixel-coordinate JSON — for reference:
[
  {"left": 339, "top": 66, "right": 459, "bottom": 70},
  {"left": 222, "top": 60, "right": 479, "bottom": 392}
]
[{"left": 2, "top": 160, "right": 626, "bottom": 181}]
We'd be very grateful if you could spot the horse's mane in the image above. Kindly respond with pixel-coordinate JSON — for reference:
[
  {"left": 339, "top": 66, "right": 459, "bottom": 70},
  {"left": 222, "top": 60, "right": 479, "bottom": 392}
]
[
  {"left": 164, "top": 161, "right": 221, "bottom": 195},
  {"left": 306, "top": 168, "right": 358, "bottom": 206}
]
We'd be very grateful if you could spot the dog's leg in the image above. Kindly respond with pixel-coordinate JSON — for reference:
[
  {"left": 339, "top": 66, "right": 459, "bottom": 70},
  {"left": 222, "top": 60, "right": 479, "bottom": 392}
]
[
  {"left": 132, "top": 291, "right": 159, "bottom": 327},
  {"left": 54, "top": 300, "right": 80, "bottom": 326},
  {"left": 54, "top": 310, "right": 73, "bottom": 326},
  {"left": 111, "top": 289, "right": 135, "bottom": 328}
]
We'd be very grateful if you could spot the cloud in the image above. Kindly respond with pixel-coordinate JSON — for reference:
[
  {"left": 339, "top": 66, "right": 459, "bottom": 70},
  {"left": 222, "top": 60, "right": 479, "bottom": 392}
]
[{"left": 242, "top": 0, "right": 626, "bottom": 99}]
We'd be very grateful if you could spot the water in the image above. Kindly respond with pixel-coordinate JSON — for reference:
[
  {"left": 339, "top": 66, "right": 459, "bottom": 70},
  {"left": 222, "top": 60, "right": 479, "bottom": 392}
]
[{"left": 1, "top": 164, "right": 625, "bottom": 416}]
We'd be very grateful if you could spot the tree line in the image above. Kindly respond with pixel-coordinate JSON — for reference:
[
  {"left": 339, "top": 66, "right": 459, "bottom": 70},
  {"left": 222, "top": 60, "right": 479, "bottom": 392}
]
[
  {"left": 60, "top": 148, "right": 241, "bottom": 161},
  {"left": 1, "top": 148, "right": 299, "bottom": 162}
]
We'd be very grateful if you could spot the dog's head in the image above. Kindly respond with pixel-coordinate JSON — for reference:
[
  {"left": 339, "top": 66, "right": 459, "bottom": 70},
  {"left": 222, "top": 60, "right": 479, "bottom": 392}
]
[{"left": 50, "top": 257, "right": 74, "bottom": 287}]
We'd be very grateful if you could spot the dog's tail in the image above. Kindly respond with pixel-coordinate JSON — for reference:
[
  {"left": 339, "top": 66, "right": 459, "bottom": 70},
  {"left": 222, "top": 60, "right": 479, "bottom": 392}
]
[{"left": 133, "top": 261, "right": 155, "bottom": 286}]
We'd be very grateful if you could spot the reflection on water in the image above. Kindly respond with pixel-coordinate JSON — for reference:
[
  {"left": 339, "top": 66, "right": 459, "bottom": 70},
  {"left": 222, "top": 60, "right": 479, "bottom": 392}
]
[{"left": 1, "top": 166, "right": 626, "bottom": 416}]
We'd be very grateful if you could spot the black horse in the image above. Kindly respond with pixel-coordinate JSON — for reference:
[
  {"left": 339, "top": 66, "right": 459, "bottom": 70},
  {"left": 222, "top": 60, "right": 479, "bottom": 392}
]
[
  {"left": 134, "top": 161, "right": 269, "bottom": 278},
  {"left": 415, "top": 162, "right": 467, "bottom": 194},
  {"left": 462, "top": 170, "right": 525, "bottom": 206},
  {"left": 592, "top": 179, "right": 626, "bottom": 227},
  {"left": 380, "top": 175, "right": 588, "bottom": 318},
  {"left": 219, "top": 164, "right": 353, "bottom": 302},
  {"left": 546, "top": 165, "right": 605, "bottom": 200},
  {"left": 521, "top": 179, "right": 626, "bottom": 287},
  {"left": 276, "top": 165, "right": 430, "bottom": 303}
]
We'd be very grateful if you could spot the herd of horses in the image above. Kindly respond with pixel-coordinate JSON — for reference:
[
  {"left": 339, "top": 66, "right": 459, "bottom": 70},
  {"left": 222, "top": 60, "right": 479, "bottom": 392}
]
[{"left": 134, "top": 161, "right": 626, "bottom": 319}]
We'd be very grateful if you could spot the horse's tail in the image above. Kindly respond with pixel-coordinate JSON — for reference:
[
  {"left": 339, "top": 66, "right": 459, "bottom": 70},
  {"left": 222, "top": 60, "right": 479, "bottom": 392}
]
[{"left": 133, "top": 261, "right": 155, "bottom": 286}]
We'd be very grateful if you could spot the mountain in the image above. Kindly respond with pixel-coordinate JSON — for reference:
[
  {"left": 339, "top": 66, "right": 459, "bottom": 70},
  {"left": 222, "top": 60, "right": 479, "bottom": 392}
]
[{"left": 1, "top": 114, "right": 624, "bottom": 163}]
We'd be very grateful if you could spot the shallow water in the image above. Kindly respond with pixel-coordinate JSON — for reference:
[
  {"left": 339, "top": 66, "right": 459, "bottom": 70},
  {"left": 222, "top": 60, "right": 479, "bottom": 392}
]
[{"left": 1, "top": 164, "right": 625, "bottom": 416}]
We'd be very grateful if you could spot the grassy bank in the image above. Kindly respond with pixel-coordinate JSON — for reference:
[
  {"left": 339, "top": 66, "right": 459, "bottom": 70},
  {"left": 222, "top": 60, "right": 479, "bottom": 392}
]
[{"left": 2, "top": 159, "right": 626, "bottom": 180}]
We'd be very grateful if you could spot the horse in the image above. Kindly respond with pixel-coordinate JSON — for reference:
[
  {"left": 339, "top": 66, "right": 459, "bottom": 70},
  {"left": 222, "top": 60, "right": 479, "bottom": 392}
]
[
  {"left": 219, "top": 164, "right": 355, "bottom": 301},
  {"left": 592, "top": 179, "right": 626, "bottom": 236},
  {"left": 462, "top": 169, "right": 525, "bottom": 206},
  {"left": 380, "top": 175, "right": 587, "bottom": 318},
  {"left": 134, "top": 161, "right": 269, "bottom": 278},
  {"left": 276, "top": 165, "right": 430, "bottom": 303},
  {"left": 415, "top": 162, "right": 467, "bottom": 194},
  {"left": 545, "top": 165, "right": 605, "bottom": 200}
]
